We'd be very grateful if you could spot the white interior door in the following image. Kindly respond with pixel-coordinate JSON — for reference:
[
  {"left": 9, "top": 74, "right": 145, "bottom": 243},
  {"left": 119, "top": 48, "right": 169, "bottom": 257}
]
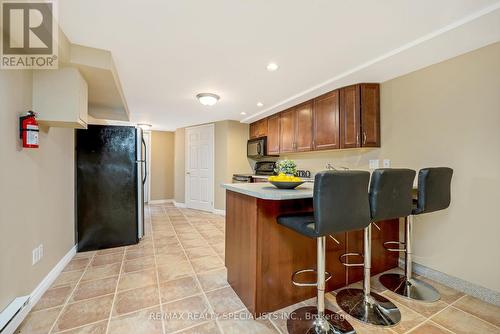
[
  {"left": 185, "top": 124, "right": 214, "bottom": 211},
  {"left": 142, "top": 131, "right": 151, "bottom": 203}
]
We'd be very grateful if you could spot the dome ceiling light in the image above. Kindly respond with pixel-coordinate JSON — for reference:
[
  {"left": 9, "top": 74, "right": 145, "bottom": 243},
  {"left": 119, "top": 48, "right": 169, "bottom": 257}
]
[{"left": 196, "top": 93, "right": 220, "bottom": 106}]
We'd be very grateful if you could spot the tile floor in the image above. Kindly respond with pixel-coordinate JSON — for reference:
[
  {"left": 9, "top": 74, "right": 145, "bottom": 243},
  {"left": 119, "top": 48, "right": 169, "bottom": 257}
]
[{"left": 16, "top": 203, "right": 500, "bottom": 334}]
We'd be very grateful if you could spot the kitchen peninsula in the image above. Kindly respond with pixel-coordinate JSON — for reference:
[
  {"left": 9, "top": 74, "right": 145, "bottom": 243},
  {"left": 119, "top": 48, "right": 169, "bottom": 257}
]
[{"left": 222, "top": 182, "right": 399, "bottom": 317}]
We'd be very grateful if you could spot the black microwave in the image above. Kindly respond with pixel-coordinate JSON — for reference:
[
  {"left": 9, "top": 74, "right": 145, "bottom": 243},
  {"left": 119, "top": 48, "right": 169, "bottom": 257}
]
[{"left": 247, "top": 137, "right": 268, "bottom": 158}]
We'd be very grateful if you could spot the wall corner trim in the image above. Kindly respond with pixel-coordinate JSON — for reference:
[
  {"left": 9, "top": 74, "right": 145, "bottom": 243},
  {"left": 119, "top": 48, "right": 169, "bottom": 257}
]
[{"left": 2, "top": 245, "right": 77, "bottom": 334}]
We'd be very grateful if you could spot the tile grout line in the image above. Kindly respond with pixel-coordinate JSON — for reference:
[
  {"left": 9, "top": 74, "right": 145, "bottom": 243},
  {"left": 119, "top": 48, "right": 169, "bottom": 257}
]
[
  {"left": 48, "top": 252, "right": 97, "bottom": 333},
  {"left": 400, "top": 299, "right": 458, "bottom": 334},
  {"left": 104, "top": 243, "right": 126, "bottom": 334},
  {"left": 151, "top": 205, "right": 168, "bottom": 334},
  {"left": 447, "top": 294, "right": 500, "bottom": 329},
  {"left": 170, "top": 206, "right": 226, "bottom": 334},
  {"left": 448, "top": 304, "right": 500, "bottom": 330}
]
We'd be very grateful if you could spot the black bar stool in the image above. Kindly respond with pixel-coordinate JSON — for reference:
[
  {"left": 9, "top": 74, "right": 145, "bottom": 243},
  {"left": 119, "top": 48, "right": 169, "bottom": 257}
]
[
  {"left": 336, "top": 168, "right": 416, "bottom": 326},
  {"left": 379, "top": 167, "right": 453, "bottom": 302},
  {"left": 278, "top": 170, "right": 371, "bottom": 334}
]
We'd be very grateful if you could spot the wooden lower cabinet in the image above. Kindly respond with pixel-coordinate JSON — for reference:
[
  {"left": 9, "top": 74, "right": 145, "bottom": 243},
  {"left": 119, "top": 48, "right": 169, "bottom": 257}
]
[{"left": 225, "top": 191, "right": 399, "bottom": 317}]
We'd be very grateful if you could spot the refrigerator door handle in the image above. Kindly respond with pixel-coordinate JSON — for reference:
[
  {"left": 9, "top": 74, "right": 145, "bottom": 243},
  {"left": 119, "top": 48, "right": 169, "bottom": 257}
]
[{"left": 142, "top": 138, "right": 147, "bottom": 185}]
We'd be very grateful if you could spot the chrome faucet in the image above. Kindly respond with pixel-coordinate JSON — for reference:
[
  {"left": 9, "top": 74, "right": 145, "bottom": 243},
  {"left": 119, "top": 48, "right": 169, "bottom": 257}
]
[{"left": 325, "top": 163, "right": 349, "bottom": 171}]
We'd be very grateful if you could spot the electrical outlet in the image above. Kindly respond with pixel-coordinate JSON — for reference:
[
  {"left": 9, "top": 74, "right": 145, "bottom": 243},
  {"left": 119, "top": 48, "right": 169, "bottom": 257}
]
[
  {"left": 369, "top": 159, "right": 380, "bottom": 169},
  {"left": 383, "top": 159, "right": 391, "bottom": 168},
  {"left": 32, "top": 244, "right": 43, "bottom": 265}
]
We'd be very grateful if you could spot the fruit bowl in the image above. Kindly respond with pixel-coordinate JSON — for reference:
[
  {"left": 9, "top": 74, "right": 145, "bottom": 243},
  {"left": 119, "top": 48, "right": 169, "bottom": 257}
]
[{"left": 269, "top": 180, "right": 305, "bottom": 189}]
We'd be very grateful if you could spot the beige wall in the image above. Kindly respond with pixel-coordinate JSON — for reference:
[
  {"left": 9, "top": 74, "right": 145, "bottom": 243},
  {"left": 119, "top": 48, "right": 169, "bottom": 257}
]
[
  {"left": 214, "top": 121, "right": 252, "bottom": 210},
  {"left": 282, "top": 42, "right": 500, "bottom": 292},
  {"left": 173, "top": 121, "right": 251, "bottom": 209},
  {"left": 174, "top": 128, "right": 185, "bottom": 204},
  {"left": 0, "top": 70, "right": 76, "bottom": 310},
  {"left": 150, "top": 131, "right": 175, "bottom": 201}
]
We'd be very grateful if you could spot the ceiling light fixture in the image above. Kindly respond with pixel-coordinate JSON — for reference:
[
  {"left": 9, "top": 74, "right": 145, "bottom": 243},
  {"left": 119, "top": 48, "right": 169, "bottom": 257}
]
[
  {"left": 240, "top": 112, "right": 247, "bottom": 115},
  {"left": 257, "top": 102, "right": 264, "bottom": 107},
  {"left": 196, "top": 93, "right": 220, "bottom": 106},
  {"left": 266, "top": 62, "right": 279, "bottom": 72}
]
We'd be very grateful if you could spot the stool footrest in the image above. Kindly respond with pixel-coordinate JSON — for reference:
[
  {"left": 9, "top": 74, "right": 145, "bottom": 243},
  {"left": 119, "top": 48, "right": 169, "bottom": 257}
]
[
  {"left": 383, "top": 241, "right": 406, "bottom": 252},
  {"left": 291, "top": 268, "right": 332, "bottom": 287},
  {"left": 339, "top": 252, "right": 364, "bottom": 267}
]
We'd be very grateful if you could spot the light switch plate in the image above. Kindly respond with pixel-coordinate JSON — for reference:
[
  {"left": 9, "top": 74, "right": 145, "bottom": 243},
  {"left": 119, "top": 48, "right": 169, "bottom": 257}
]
[
  {"left": 369, "top": 160, "right": 380, "bottom": 169},
  {"left": 383, "top": 159, "right": 391, "bottom": 168}
]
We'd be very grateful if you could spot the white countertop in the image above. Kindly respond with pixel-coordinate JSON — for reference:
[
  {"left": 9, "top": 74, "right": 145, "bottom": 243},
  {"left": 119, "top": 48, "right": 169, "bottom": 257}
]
[
  {"left": 222, "top": 182, "right": 313, "bottom": 200},
  {"left": 251, "top": 175, "right": 315, "bottom": 182}
]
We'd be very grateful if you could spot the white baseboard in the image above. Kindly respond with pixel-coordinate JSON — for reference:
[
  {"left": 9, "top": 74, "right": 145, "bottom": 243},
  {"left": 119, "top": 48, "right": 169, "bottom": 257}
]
[
  {"left": 173, "top": 201, "right": 186, "bottom": 208},
  {"left": 148, "top": 199, "right": 174, "bottom": 204},
  {"left": 1, "top": 245, "right": 77, "bottom": 334},
  {"left": 212, "top": 209, "right": 226, "bottom": 216}
]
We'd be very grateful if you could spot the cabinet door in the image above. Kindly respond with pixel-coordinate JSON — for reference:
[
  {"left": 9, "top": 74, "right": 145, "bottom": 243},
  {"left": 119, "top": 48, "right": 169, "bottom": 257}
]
[
  {"left": 267, "top": 114, "right": 280, "bottom": 155},
  {"left": 249, "top": 122, "right": 258, "bottom": 139},
  {"left": 313, "top": 91, "right": 340, "bottom": 150},
  {"left": 295, "top": 101, "right": 313, "bottom": 152},
  {"left": 340, "top": 85, "right": 361, "bottom": 149},
  {"left": 279, "top": 109, "right": 296, "bottom": 153},
  {"left": 256, "top": 118, "right": 268, "bottom": 138},
  {"left": 360, "top": 83, "right": 380, "bottom": 147}
]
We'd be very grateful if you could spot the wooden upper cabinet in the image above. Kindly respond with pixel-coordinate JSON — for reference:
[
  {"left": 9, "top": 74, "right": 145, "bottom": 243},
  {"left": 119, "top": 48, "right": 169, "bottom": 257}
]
[
  {"left": 248, "top": 83, "right": 380, "bottom": 153},
  {"left": 267, "top": 114, "right": 280, "bottom": 155},
  {"left": 295, "top": 101, "right": 313, "bottom": 152},
  {"left": 249, "top": 122, "right": 258, "bottom": 139},
  {"left": 340, "top": 85, "right": 361, "bottom": 149},
  {"left": 360, "top": 83, "right": 380, "bottom": 147},
  {"left": 279, "top": 108, "right": 296, "bottom": 153},
  {"left": 313, "top": 91, "right": 340, "bottom": 150},
  {"left": 249, "top": 118, "right": 268, "bottom": 139}
]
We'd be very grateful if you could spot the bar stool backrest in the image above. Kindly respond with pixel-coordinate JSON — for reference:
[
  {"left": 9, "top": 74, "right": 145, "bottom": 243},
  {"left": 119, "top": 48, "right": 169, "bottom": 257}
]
[
  {"left": 313, "top": 170, "right": 371, "bottom": 236},
  {"left": 369, "top": 168, "right": 416, "bottom": 222},
  {"left": 414, "top": 167, "right": 453, "bottom": 214}
]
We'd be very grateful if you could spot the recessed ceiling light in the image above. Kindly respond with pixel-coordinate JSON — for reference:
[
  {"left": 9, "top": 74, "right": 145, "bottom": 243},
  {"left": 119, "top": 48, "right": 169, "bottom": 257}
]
[
  {"left": 240, "top": 112, "right": 247, "bottom": 115},
  {"left": 196, "top": 93, "right": 220, "bottom": 106},
  {"left": 266, "top": 62, "right": 279, "bottom": 72},
  {"left": 257, "top": 102, "right": 264, "bottom": 107}
]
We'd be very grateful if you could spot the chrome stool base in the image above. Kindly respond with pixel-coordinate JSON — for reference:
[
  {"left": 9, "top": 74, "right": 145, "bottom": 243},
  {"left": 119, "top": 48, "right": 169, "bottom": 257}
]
[
  {"left": 336, "top": 289, "right": 401, "bottom": 326},
  {"left": 287, "top": 306, "right": 355, "bottom": 334},
  {"left": 379, "top": 273, "right": 440, "bottom": 302}
]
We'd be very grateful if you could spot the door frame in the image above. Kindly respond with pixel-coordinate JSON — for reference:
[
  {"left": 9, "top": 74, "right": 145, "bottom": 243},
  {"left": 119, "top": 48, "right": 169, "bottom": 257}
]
[
  {"left": 142, "top": 131, "right": 152, "bottom": 203},
  {"left": 184, "top": 123, "right": 215, "bottom": 212}
]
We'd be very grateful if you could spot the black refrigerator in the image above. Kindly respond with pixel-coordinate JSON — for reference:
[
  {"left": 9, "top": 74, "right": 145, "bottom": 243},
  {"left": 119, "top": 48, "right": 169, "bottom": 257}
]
[{"left": 76, "top": 125, "right": 146, "bottom": 251}]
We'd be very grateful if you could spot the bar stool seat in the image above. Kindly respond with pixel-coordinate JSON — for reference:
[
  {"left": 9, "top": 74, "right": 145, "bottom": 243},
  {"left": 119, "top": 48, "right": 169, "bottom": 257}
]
[
  {"left": 278, "top": 170, "right": 371, "bottom": 334},
  {"left": 277, "top": 213, "right": 317, "bottom": 238}
]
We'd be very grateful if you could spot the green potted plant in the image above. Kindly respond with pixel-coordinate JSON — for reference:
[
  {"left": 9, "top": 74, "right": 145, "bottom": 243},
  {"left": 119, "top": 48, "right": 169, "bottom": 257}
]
[{"left": 274, "top": 160, "right": 297, "bottom": 176}]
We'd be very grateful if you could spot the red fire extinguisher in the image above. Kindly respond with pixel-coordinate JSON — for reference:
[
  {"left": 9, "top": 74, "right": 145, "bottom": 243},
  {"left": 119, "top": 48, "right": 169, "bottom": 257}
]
[{"left": 20, "top": 111, "right": 39, "bottom": 149}]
